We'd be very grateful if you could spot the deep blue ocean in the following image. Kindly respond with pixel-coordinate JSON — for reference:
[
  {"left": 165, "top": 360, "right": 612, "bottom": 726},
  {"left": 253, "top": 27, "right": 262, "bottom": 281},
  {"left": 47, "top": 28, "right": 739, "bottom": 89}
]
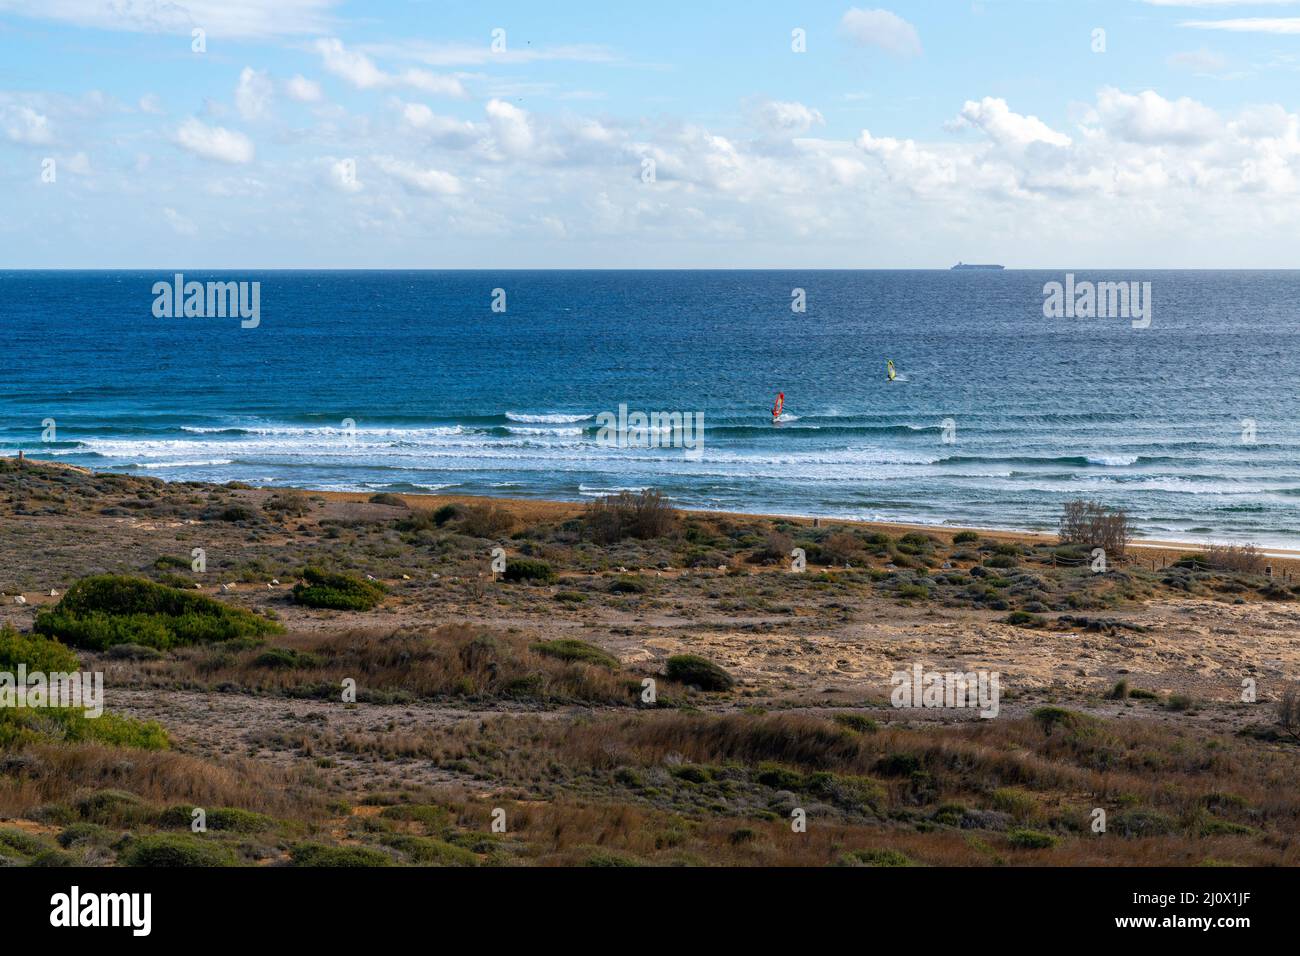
[{"left": 3, "top": 270, "right": 1298, "bottom": 546}]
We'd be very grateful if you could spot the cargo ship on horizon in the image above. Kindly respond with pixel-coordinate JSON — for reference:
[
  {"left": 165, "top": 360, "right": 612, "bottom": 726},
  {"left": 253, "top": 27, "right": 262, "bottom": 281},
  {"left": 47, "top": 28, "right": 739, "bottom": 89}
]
[{"left": 951, "top": 262, "right": 1005, "bottom": 270}]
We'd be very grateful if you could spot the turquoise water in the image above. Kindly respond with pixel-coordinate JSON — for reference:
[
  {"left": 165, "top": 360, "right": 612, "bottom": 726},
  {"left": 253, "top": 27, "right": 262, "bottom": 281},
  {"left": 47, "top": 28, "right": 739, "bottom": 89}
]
[{"left": 3, "top": 269, "right": 1298, "bottom": 546}]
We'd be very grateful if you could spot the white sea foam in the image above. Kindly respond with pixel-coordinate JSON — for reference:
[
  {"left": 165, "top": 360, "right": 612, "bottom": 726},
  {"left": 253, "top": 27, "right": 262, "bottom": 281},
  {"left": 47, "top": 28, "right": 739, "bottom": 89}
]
[
  {"left": 135, "top": 459, "right": 234, "bottom": 469},
  {"left": 505, "top": 412, "right": 591, "bottom": 424}
]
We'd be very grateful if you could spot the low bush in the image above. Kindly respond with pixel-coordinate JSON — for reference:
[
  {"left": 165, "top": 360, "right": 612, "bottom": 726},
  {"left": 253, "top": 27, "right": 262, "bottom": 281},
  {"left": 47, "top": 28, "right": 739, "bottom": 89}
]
[
  {"left": 289, "top": 842, "right": 392, "bottom": 867},
  {"left": 1007, "top": 828, "right": 1058, "bottom": 849},
  {"left": 665, "top": 654, "right": 734, "bottom": 691},
  {"left": 0, "top": 708, "right": 169, "bottom": 750},
  {"left": 119, "top": 834, "right": 237, "bottom": 867},
  {"left": 34, "top": 575, "right": 282, "bottom": 650},
  {"left": 0, "top": 626, "right": 79, "bottom": 672},
  {"left": 530, "top": 639, "right": 620, "bottom": 670},
  {"left": 502, "top": 559, "right": 555, "bottom": 584},
  {"left": 583, "top": 490, "right": 677, "bottom": 544},
  {"left": 292, "top": 567, "right": 386, "bottom": 611}
]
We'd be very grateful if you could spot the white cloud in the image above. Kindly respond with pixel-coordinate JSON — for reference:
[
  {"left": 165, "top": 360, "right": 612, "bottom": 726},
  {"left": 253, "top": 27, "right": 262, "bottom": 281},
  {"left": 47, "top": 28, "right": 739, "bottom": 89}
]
[
  {"left": 840, "top": 7, "right": 922, "bottom": 57},
  {"left": 485, "top": 98, "right": 534, "bottom": 155},
  {"left": 286, "top": 74, "right": 322, "bottom": 103},
  {"left": 755, "top": 100, "right": 826, "bottom": 134},
  {"left": 1181, "top": 17, "right": 1300, "bottom": 33},
  {"left": 399, "top": 102, "right": 480, "bottom": 145},
  {"left": 0, "top": 0, "right": 338, "bottom": 38},
  {"left": 175, "top": 117, "right": 254, "bottom": 164},
  {"left": 235, "top": 67, "right": 273, "bottom": 121},
  {"left": 138, "top": 94, "right": 164, "bottom": 115},
  {"left": 372, "top": 155, "right": 461, "bottom": 195},
  {"left": 951, "top": 97, "right": 1072, "bottom": 148},
  {"left": 1095, "top": 87, "right": 1221, "bottom": 143},
  {"left": 313, "top": 38, "right": 465, "bottom": 97},
  {"left": 1, "top": 104, "right": 53, "bottom": 144}
]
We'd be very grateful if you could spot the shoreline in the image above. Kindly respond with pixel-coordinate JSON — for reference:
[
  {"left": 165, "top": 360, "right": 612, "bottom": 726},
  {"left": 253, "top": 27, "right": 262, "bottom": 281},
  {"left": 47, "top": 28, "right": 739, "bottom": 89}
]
[
  {"left": 311, "top": 488, "right": 1300, "bottom": 568},
  {"left": 19, "top": 457, "right": 1300, "bottom": 566}
]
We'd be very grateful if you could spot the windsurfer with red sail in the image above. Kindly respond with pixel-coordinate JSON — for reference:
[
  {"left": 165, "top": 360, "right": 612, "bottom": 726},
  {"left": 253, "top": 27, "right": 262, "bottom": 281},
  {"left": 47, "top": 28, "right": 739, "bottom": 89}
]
[{"left": 772, "top": 392, "right": 784, "bottom": 424}]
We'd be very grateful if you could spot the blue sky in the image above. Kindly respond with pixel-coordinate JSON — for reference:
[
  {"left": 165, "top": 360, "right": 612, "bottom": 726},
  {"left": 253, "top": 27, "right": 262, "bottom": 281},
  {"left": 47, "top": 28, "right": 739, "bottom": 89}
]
[{"left": 4, "top": 0, "right": 1300, "bottom": 267}]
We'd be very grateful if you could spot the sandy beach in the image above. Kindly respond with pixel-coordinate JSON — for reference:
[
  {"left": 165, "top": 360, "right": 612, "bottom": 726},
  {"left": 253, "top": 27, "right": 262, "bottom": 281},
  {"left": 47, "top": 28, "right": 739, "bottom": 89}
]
[{"left": 1, "top": 457, "right": 1298, "bottom": 867}]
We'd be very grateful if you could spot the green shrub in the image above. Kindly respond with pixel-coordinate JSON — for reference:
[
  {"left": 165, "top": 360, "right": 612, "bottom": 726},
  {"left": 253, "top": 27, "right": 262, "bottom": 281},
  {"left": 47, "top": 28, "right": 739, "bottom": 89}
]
[
  {"left": 0, "top": 827, "right": 50, "bottom": 857},
  {"left": 991, "top": 787, "right": 1039, "bottom": 821},
  {"left": 119, "top": 834, "right": 237, "bottom": 867},
  {"left": 0, "top": 626, "right": 79, "bottom": 672},
  {"left": 554, "top": 591, "right": 586, "bottom": 603},
  {"left": 380, "top": 835, "right": 477, "bottom": 866},
  {"left": 502, "top": 559, "right": 555, "bottom": 584},
  {"left": 1031, "top": 706, "right": 1095, "bottom": 735},
  {"left": 833, "top": 713, "right": 880, "bottom": 733},
  {"left": 665, "top": 654, "right": 734, "bottom": 691},
  {"left": 0, "top": 709, "right": 168, "bottom": 750},
  {"left": 608, "top": 576, "right": 647, "bottom": 594},
  {"left": 211, "top": 505, "right": 256, "bottom": 523},
  {"left": 433, "top": 504, "right": 462, "bottom": 526},
  {"left": 368, "top": 493, "right": 408, "bottom": 508},
  {"left": 839, "top": 848, "right": 915, "bottom": 867},
  {"left": 34, "top": 575, "right": 282, "bottom": 650},
  {"left": 290, "top": 842, "right": 393, "bottom": 867},
  {"left": 756, "top": 763, "right": 805, "bottom": 790},
  {"left": 251, "top": 647, "right": 323, "bottom": 669},
  {"left": 530, "top": 639, "right": 619, "bottom": 669},
  {"left": 30, "top": 849, "right": 76, "bottom": 867},
  {"left": 583, "top": 848, "right": 643, "bottom": 867},
  {"left": 1004, "top": 610, "right": 1043, "bottom": 628},
  {"left": 159, "top": 806, "right": 274, "bottom": 832},
  {"left": 262, "top": 491, "right": 312, "bottom": 517},
  {"left": 1007, "top": 828, "right": 1058, "bottom": 849},
  {"left": 952, "top": 531, "right": 979, "bottom": 544},
  {"left": 896, "top": 583, "right": 930, "bottom": 600},
  {"left": 56, "top": 823, "right": 113, "bottom": 849},
  {"left": 74, "top": 790, "right": 149, "bottom": 825},
  {"left": 292, "top": 567, "right": 386, "bottom": 611}
]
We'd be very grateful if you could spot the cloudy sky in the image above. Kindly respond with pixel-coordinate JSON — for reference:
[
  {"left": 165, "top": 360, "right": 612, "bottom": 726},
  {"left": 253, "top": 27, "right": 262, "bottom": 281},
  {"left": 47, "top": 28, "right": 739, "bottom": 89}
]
[{"left": 3, "top": 0, "right": 1300, "bottom": 267}]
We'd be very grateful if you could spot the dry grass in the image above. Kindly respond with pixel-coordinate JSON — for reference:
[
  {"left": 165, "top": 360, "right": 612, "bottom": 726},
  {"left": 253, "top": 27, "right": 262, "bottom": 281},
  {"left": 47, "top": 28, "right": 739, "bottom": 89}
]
[
  {"left": 102, "top": 624, "right": 644, "bottom": 705},
  {"left": 0, "top": 743, "right": 328, "bottom": 822}
]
